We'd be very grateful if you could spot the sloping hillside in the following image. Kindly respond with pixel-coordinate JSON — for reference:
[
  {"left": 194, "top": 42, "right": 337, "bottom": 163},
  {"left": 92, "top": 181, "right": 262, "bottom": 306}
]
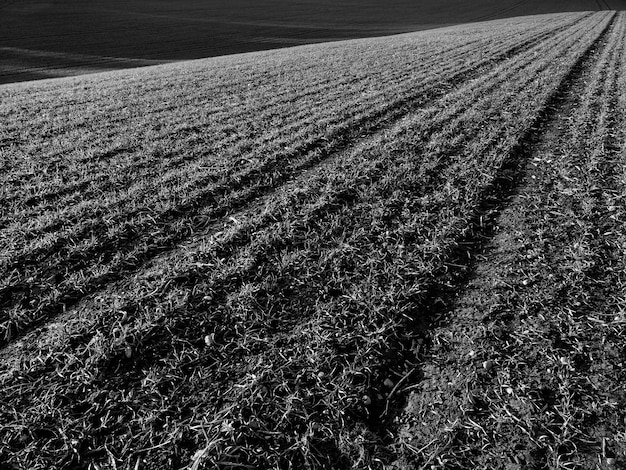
[
  {"left": 2, "top": 10, "right": 626, "bottom": 469},
  {"left": 1, "top": 0, "right": 626, "bottom": 83}
]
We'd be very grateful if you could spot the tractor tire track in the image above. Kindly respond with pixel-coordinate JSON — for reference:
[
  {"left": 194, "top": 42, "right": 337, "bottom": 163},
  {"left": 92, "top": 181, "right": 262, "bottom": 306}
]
[{"left": 375, "top": 11, "right": 623, "bottom": 470}]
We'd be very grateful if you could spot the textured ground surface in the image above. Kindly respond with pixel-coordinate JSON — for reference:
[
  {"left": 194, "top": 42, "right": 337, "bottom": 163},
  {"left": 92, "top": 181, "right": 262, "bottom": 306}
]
[{"left": 1, "top": 10, "right": 626, "bottom": 470}]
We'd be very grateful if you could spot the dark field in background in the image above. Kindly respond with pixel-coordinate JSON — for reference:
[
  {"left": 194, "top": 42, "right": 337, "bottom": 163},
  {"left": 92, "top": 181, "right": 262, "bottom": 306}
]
[{"left": 1, "top": 0, "right": 626, "bottom": 84}]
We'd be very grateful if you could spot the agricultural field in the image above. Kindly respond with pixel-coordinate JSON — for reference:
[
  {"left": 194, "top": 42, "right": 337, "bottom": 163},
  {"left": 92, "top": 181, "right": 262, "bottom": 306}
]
[
  {"left": 2, "top": 7, "right": 626, "bottom": 470},
  {"left": 2, "top": 0, "right": 626, "bottom": 84}
]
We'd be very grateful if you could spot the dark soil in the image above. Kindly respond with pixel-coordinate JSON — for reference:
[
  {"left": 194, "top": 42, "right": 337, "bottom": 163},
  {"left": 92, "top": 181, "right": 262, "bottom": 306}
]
[{"left": 2, "top": 0, "right": 626, "bottom": 84}]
